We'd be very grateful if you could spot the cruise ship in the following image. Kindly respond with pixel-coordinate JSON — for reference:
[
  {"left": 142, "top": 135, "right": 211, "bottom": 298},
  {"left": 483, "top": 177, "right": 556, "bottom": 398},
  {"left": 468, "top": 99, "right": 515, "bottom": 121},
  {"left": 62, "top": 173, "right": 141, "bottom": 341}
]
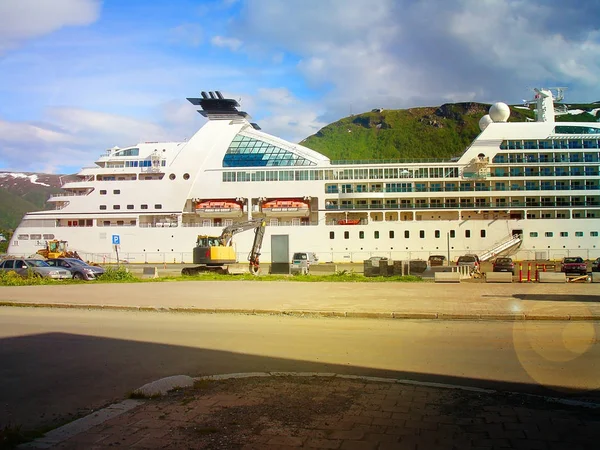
[{"left": 7, "top": 88, "right": 600, "bottom": 264}]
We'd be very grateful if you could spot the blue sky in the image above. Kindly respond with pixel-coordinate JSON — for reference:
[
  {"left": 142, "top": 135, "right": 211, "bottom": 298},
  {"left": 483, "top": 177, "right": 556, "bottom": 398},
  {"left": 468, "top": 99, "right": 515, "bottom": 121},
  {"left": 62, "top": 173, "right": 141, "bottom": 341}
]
[{"left": 0, "top": 0, "right": 599, "bottom": 174}]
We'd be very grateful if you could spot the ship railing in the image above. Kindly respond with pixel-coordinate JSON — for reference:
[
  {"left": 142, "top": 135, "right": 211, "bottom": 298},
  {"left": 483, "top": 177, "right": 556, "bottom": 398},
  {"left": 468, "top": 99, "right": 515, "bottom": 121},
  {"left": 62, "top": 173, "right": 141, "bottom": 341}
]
[
  {"left": 330, "top": 158, "right": 455, "bottom": 165},
  {"left": 48, "top": 192, "right": 90, "bottom": 198},
  {"left": 139, "top": 222, "right": 179, "bottom": 228},
  {"left": 180, "top": 221, "right": 316, "bottom": 227},
  {"left": 324, "top": 201, "right": 599, "bottom": 210}
]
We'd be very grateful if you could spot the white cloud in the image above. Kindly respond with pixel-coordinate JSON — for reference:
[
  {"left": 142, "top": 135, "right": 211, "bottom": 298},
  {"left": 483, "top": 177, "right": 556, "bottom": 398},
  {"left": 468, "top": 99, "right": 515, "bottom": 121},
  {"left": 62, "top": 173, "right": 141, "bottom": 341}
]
[
  {"left": 211, "top": 35, "right": 242, "bottom": 51},
  {"left": 226, "top": 0, "right": 600, "bottom": 117},
  {"left": 0, "top": 0, "right": 101, "bottom": 53},
  {"left": 0, "top": 105, "right": 204, "bottom": 173}
]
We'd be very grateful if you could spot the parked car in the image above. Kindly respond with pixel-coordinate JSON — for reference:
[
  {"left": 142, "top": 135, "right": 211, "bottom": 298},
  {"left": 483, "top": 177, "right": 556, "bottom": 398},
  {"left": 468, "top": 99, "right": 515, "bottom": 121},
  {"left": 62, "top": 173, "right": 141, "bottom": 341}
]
[
  {"left": 560, "top": 257, "right": 587, "bottom": 276},
  {"left": 428, "top": 255, "right": 446, "bottom": 267},
  {"left": 0, "top": 258, "right": 71, "bottom": 279},
  {"left": 46, "top": 258, "right": 105, "bottom": 280},
  {"left": 291, "top": 252, "right": 319, "bottom": 274},
  {"left": 456, "top": 254, "right": 480, "bottom": 270},
  {"left": 592, "top": 257, "right": 600, "bottom": 273},
  {"left": 492, "top": 257, "right": 515, "bottom": 274}
]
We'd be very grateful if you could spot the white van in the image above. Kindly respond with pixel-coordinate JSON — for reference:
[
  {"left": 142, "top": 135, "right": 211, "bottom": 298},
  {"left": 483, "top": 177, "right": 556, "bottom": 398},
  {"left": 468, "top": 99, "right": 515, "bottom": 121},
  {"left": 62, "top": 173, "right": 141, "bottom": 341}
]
[{"left": 291, "top": 252, "right": 319, "bottom": 274}]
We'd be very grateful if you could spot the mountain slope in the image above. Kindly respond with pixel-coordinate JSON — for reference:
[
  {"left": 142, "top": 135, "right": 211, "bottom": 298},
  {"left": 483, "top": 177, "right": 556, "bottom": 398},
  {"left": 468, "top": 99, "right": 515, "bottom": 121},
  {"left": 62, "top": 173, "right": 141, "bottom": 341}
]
[
  {"left": 300, "top": 102, "right": 598, "bottom": 161},
  {"left": 0, "top": 173, "right": 67, "bottom": 229}
]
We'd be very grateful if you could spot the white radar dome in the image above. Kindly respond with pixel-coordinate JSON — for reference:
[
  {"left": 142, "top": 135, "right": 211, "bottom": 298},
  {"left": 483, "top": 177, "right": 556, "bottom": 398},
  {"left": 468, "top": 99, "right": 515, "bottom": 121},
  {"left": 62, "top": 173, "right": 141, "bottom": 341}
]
[
  {"left": 478, "top": 114, "right": 493, "bottom": 131},
  {"left": 489, "top": 102, "right": 510, "bottom": 122}
]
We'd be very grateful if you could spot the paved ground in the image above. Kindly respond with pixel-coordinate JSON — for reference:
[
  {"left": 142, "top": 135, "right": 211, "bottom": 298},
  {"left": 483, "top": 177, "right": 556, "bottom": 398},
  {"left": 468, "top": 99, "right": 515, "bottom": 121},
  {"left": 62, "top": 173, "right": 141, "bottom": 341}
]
[
  {"left": 1, "top": 281, "right": 600, "bottom": 320},
  {"left": 2, "top": 281, "right": 600, "bottom": 449},
  {"left": 38, "top": 375, "right": 600, "bottom": 449}
]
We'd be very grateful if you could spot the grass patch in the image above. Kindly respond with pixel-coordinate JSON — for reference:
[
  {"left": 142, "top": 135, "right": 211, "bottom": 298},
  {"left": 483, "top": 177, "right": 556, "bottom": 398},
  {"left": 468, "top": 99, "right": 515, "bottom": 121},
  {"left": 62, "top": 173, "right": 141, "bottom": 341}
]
[
  {"left": 0, "top": 271, "right": 54, "bottom": 286},
  {"left": 0, "top": 424, "right": 27, "bottom": 450},
  {"left": 98, "top": 265, "right": 138, "bottom": 283},
  {"left": 174, "top": 272, "right": 423, "bottom": 283}
]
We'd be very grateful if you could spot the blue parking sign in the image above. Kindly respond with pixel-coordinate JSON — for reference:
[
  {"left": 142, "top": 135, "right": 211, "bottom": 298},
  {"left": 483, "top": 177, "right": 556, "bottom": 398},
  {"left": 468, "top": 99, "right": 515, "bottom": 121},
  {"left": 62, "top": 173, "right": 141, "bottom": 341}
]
[{"left": 112, "top": 235, "right": 120, "bottom": 245}]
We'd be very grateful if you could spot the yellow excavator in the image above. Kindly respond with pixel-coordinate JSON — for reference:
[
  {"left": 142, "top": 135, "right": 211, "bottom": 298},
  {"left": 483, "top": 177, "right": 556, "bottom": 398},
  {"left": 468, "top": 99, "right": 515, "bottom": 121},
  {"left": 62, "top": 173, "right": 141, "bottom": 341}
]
[
  {"left": 36, "top": 240, "right": 83, "bottom": 260},
  {"left": 181, "top": 218, "right": 267, "bottom": 275}
]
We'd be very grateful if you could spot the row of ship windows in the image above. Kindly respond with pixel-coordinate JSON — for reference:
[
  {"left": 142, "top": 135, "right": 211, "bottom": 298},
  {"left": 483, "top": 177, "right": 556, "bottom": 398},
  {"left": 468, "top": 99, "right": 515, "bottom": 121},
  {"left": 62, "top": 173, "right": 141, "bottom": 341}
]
[
  {"left": 115, "top": 160, "right": 166, "bottom": 167},
  {"left": 223, "top": 168, "right": 460, "bottom": 182},
  {"left": 494, "top": 153, "right": 600, "bottom": 163},
  {"left": 221, "top": 163, "right": 600, "bottom": 182},
  {"left": 328, "top": 182, "right": 600, "bottom": 194},
  {"left": 329, "top": 230, "right": 600, "bottom": 240},
  {"left": 500, "top": 139, "right": 600, "bottom": 150},
  {"left": 15, "top": 229, "right": 599, "bottom": 241},
  {"left": 99, "top": 204, "right": 162, "bottom": 210}
]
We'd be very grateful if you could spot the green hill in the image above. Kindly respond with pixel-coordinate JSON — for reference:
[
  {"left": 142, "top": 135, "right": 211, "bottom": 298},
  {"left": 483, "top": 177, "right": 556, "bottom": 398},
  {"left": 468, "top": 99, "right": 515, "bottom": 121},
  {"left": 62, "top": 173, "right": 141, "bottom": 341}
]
[
  {"left": 0, "top": 189, "right": 42, "bottom": 229},
  {"left": 300, "top": 102, "right": 598, "bottom": 161}
]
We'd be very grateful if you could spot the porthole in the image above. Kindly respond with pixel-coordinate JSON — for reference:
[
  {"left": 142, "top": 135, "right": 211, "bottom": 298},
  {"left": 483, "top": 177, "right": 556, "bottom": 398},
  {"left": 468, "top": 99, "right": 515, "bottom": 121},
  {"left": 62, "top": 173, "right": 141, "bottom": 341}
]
[
  {"left": 183, "top": 173, "right": 190, "bottom": 180},
  {"left": 169, "top": 174, "right": 176, "bottom": 180}
]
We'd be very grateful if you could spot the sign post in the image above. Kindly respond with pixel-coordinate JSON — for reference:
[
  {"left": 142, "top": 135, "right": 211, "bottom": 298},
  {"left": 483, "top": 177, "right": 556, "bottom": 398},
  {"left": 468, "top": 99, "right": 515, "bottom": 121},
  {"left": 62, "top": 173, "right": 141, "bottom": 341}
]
[{"left": 112, "top": 235, "right": 120, "bottom": 264}]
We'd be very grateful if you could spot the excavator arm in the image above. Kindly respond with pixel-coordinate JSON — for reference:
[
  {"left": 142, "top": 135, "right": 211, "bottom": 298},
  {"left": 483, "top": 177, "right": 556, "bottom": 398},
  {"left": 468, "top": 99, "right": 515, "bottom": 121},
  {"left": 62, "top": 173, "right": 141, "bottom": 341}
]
[{"left": 218, "top": 218, "right": 267, "bottom": 274}]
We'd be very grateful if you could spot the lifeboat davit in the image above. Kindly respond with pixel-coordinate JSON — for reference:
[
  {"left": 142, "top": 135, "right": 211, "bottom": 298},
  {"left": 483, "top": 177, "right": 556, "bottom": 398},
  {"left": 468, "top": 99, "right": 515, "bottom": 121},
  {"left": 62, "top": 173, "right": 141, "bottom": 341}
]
[
  {"left": 195, "top": 200, "right": 243, "bottom": 217},
  {"left": 261, "top": 199, "right": 310, "bottom": 217}
]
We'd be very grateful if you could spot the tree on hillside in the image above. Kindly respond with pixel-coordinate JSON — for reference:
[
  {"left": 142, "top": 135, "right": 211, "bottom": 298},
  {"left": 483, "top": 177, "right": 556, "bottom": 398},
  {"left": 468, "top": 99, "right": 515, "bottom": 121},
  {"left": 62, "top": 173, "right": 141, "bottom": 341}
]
[{"left": 0, "top": 229, "right": 13, "bottom": 253}]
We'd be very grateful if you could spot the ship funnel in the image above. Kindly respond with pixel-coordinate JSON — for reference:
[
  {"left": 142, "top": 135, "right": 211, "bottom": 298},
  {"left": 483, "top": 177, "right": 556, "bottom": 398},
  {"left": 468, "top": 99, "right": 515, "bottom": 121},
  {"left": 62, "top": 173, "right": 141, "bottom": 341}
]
[
  {"left": 216, "top": 91, "right": 224, "bottom": 99},
  {"left": 209, "top": 91, "right": 216, "bottom": 99},
  {"left": 201, "top": 91, "right": 209, "bottom": 99}
]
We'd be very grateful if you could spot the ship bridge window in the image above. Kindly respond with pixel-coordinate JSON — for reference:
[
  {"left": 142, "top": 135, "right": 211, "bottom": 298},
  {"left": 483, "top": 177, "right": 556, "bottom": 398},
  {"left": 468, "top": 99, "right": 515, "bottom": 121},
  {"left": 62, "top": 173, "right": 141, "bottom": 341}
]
[
  {"left": 554, "top": 126, "right": 600, "bottom": 134},
  {"left": 224, "top": 134, "right": 315, "bottom": 167},
  {"left": 114, "top": 148, "right": 139, "bottom": 157}
]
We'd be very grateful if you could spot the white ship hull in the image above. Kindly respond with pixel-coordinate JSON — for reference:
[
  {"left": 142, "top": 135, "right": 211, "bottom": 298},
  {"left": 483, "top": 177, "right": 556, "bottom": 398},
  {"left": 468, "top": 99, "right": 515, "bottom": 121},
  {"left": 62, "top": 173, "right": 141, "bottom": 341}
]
[{"left": 8, "top": 89, "right": 600, "bottom": 265}]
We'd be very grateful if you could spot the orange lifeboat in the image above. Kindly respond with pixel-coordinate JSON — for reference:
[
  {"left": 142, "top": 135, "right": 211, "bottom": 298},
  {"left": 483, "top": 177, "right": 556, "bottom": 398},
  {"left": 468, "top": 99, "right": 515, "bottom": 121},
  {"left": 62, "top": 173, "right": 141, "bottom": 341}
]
[
  {"left": 195, "top": 200, "right": 243, "bottom": 217},
  {"left": 338, "top": 219, "right": 361, "bottom": 225},
  {"left": 261, "top": 199, "right": 310, "bottom": 217}
]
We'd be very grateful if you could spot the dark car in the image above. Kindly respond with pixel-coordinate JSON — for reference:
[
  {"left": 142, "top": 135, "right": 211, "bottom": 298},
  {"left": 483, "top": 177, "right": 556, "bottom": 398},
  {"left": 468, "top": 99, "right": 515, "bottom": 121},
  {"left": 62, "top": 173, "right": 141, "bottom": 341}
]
[
  {"left": 46, "top": 258, "right": 105, "bottom": 280},
  {"left": 492, "top": 257, "right": 515, "bottom": 274},
  {"left": 560, "top": 257, "right": 587, "bottom": 276},
  {"left": 593, "top": 257, "right": 600, "bottom": 273},
  {"left": 428, "top": 255, "right": 446, "bottom": 267}
]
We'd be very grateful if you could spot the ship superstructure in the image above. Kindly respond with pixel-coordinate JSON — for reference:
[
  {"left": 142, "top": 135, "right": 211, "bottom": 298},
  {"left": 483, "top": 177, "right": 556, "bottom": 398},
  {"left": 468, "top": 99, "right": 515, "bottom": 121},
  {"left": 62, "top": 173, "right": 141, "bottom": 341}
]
[{"left": 8, "top": 89, "right": 600, "bottom": 263}]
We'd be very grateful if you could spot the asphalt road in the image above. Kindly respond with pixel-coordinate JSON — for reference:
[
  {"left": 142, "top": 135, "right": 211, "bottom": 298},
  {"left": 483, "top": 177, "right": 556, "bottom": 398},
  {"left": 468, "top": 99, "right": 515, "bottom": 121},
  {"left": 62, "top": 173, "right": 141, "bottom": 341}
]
[{"left": 1, "top": 307, "right": 599, "bottom": 432}]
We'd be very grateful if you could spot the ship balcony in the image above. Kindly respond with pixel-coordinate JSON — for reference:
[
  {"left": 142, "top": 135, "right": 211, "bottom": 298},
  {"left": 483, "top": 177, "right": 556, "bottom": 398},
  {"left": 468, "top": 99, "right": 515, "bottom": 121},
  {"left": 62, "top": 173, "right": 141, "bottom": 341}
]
[{"left": 48, "top": 190, "right": 93, "bottom": 201}]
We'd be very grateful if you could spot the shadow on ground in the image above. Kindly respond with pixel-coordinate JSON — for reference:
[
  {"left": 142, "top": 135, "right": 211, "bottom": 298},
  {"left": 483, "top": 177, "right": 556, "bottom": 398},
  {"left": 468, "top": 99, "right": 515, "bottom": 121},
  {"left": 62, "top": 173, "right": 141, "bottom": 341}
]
[
  {"left": 1, "top": 330, "right": 599, "bottom": 435},
  {"left": 514, "top": 294, "right": 600, "bottom": 303}
]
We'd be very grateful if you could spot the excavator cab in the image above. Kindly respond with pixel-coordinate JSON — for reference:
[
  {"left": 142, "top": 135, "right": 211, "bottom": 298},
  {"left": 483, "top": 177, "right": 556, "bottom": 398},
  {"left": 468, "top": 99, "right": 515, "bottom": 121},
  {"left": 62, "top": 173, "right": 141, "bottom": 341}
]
[{"left": 193, "top": 235, "right": 237, "bottom": 266}]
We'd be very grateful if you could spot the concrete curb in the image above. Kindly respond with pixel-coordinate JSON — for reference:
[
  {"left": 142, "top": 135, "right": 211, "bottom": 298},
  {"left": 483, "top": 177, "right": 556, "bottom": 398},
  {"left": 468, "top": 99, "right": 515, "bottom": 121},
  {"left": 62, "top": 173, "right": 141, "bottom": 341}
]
[
  {"left": 2, "top": 301, "right": 600, "bottom": 321},
  {"left": 20, "top": 371, "right": 600, "bottom": 449},
  {"left": 18, "top": 399, "right": 143, "bottom": 449}
]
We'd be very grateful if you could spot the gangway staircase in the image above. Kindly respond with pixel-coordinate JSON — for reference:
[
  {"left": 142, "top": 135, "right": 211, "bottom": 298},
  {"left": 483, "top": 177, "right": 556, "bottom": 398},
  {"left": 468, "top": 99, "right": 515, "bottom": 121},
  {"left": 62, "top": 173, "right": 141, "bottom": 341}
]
[{"left": 479, "top": 234, "right": 522, "bottom": 262}]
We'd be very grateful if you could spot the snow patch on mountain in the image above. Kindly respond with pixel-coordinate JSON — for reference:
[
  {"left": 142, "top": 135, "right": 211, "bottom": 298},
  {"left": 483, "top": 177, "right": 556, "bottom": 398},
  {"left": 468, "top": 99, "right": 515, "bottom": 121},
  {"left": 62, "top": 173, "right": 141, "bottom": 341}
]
[{"left": 0, "top": 172, "right": 51, "bottom": 187}]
